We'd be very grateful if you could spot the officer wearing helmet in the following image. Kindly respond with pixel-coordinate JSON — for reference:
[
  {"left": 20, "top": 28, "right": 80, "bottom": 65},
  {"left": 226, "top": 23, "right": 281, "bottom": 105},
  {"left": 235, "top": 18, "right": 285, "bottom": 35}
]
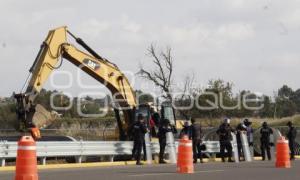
[
  {"left": 130, "top": 113, "right": 148, "bottom": 165},
  {"left": 260, "top": 122, "right": 273, "bottom": 161},
  {"left": 286, "top": 121, "right": 297, "bottom": 160},
  {"left": 217, "top": 118, "right": 235, "bottom": 162},
  {"left": 236, "top": 119, "right": 247, "bottom": 161},
  {"left": 236, "top": 118, "right": 254, "bottom": 161},
  {"left": 158, "top": 119, "right": 177, "bottom": 164}
]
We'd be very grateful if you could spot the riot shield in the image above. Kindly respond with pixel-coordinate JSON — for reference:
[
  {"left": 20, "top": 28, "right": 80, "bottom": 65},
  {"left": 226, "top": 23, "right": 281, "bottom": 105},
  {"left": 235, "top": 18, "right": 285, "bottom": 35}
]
[
  {"left": 144, "top": 132, "right": 153, "bottom": 164},
  {"left": 166, "top": 132, "right": 177, "bottom": 164},
  {"left": 241, "top": 132, "right": 252, "bottom": 162},
  {"left": 231, "top": 132, "right": 239, "bottom": 163}
]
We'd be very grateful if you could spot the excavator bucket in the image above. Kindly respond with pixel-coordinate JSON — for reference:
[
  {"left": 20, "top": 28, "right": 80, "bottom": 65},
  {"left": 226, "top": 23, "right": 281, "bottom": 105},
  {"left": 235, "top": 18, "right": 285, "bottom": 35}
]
[{"left": 15, "top": 92, "right": 54, "bottom": 139}]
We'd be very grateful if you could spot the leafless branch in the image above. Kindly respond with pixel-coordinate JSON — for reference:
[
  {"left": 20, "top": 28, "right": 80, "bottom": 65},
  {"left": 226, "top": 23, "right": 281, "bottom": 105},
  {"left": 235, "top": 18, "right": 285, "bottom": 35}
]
[
  {"left": 138, "top": 44, "right": 174, "bottom": 101},
  {"left": 176, "top": 73, "right": 195, "bottom": 119}
]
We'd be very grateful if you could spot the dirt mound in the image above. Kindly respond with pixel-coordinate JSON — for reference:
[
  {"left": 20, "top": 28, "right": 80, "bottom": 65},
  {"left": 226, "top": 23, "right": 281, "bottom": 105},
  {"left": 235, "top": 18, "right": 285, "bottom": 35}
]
[{"left": 32, "top": 104, "right": 57, "bottom": 128}]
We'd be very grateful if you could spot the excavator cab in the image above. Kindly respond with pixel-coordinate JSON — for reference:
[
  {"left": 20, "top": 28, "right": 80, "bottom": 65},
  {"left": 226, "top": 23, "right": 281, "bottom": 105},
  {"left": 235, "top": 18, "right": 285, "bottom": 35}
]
[
  {"left": 135, "top": 104, "right": 152, "bottom": 125},
  {"left": 161, "top": 103, "right": 176, "bottom": 126},
  {"left": 135, "top": 103, "right": 176, "bottom": 126}
]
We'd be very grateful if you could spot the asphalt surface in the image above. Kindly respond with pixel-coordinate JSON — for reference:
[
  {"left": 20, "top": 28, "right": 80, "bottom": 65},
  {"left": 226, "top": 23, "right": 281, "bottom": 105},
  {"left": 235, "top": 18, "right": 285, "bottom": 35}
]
[{"left": 1, "top": 160, "right": 299, "bottom": 180}]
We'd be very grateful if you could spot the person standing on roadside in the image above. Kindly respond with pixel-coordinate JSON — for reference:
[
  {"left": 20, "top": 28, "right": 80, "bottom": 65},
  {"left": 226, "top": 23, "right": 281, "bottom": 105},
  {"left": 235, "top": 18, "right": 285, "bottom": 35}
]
[
  {"left": 286, "top": 121, "right": 297, "bottom": 160},
  {"left": 131, "top": 114, "right": 148, "bottom": 165},
  {"left": 244, "top": 119, "right": 254, "bottom": 147},
  {"left": 260, "top": 122, "right": 273, "bottom": 161},
  {"left": 158, "top": 119, "right": 177, "bottom": 164},
  {"left": 180, "top": 121, "right": 192, "bottom": 139},
  {"left": 217, "top": 118, "right": 235, "bottom": 163},
  {"left": 191, "top": 118, "right": 204, "bottom": 163},
  {"left": 236, "top": 121, "right": 247, "bottom": 161}
]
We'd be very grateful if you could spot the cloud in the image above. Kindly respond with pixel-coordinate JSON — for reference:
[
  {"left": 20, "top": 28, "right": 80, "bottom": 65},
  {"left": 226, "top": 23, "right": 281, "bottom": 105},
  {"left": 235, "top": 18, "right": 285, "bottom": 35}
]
[
  {"left": 121, "top": 15, "right": 142, "bottom": 33},
  {"left": 77, "top": 19, "right": 111, "bottom": 38},
  {"left": 216, "top": 23, "right": 255, "bottom": 41},
  {"left": 161, "top": 24, "right": 209, "bottom": 43},
  {"left": 279, "top": 9, "right": 300, "bottom": 29},
  {"left": 0, "top": 0, "right": 299, "bottom": 97}
]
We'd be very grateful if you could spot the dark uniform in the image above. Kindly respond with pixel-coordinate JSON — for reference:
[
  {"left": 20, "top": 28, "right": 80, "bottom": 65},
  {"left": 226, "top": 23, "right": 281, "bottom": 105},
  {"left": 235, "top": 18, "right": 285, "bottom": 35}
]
[
  {"left": 217, "top": 120, "right": 235, "bottom": 162},
  {"left": 260, "top": 122, "right": 273, "bottom": 161},
  {"left": 191, "top": 119, "right": 203, "bottom": 163},
  {"left": 180, "top": 122, "right": 192, "bottom": 139},
  {"left": 246, "top": 126, "right": 254, "bottom": 146},
  {"left": 236, "top": 123, "right": 247, "bottom": 161},
  {"left": 158, "top": 119, "right": 177, "bottom": 164},
  {"left": 287, "top": 121, "right": 297, "bottom": 160},
  {"left": 130, "top": 118, "right": 148, "bottom": 165}
]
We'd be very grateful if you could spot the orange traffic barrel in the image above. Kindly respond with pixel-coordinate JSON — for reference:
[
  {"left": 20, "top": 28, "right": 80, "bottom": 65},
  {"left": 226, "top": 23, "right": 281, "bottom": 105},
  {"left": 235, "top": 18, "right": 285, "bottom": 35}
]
[
  {"left": 275, "top": 136, "right": 291, "bottom": 168},
  {"left": 177, "top": 135, "right": 194, "bottom": 174},
  {"left": 15, "top": 136, "right": 38, "bottom": 180}
]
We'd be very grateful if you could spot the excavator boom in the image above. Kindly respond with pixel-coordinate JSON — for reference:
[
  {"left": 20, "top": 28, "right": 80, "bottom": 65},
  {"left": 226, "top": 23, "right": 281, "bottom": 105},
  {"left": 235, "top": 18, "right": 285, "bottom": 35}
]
[{"left": 15, "top": 26, "right": 136, "bottom": 140}]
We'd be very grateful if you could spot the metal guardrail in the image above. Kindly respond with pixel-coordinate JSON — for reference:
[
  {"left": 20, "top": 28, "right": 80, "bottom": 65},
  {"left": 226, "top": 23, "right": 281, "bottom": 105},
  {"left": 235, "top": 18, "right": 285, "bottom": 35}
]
[{"left": 0, "top": 140, "right": 221, "bottom": 167}]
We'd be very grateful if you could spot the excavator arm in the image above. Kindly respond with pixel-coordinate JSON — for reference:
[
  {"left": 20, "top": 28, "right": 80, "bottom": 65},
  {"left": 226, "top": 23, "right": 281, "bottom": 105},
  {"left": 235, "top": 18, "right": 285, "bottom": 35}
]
[{"left": 15, "top": 26, "right": 136, "bottom": 140}]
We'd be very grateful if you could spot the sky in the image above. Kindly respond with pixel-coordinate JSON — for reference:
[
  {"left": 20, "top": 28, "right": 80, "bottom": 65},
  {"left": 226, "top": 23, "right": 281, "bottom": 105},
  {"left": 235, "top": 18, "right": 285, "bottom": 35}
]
[{"left": 0, "top": 0, "right": 299, "bottom": 98}]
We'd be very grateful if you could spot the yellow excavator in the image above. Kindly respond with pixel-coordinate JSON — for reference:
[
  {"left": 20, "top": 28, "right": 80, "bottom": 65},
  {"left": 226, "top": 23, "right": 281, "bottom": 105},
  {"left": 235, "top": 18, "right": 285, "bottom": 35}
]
[{"left": 14, "top": 26, "right": 176, "bottom": 140}]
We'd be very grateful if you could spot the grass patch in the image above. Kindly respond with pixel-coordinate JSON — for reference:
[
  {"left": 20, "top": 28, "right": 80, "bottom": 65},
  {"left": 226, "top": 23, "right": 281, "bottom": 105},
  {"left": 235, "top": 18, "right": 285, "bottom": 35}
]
[{"left": 195, "top": 115, "right": 300, "bottom": 128}]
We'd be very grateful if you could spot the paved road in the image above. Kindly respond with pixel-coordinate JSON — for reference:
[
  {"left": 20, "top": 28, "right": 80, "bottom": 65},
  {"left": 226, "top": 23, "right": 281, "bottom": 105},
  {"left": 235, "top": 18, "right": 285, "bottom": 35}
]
[{"left": 1, "top": 161, "right": 299, "bottom": 180}]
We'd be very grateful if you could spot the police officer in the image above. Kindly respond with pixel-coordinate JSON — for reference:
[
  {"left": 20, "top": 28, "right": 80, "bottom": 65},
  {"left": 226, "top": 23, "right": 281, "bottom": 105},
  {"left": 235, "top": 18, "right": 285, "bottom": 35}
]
[
  {"left": 191, "top": 118, "right": 203, "bottom": 163},
  {"left": 236, "top": 119, "right": 251, "bottom": 161},
  {"left": 158, "top": 119, "right": 177, "bottom": 164},
  {"left": 260, "top": 122, "right": 273, "bottom": 161},
  {"left": 131, "top": 114, "right": 148, "bottom": 165},
  {"left": 217, "top": 118, "right": 235, "bottom": 163},
  {"left": 236, "top": 120, "right": 247, "bottom": 161},
  {"left": 180, "top": 121, "right": 192, "bottom": 138},
  {"left": 244, "top": 119, "right": 254, "bottom": 147},
  {"left": 287, "top": 121, "right": 297, "bottom": 160}
]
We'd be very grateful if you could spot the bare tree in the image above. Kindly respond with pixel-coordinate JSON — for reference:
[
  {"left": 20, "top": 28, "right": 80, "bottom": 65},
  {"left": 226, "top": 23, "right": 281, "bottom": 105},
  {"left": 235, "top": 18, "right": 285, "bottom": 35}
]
[
  {"left": 138, "top": 44, "right": 173, "bottom": 101},
  {"left": 175, "top": 74, "right": 195, "bottom": 120}
]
